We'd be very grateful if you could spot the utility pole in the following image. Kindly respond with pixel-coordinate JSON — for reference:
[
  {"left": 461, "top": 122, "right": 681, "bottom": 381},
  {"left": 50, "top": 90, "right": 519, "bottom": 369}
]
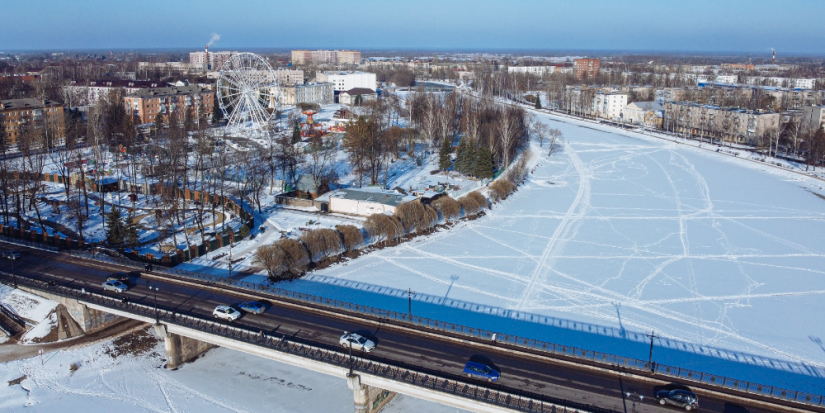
[
  {"left": 407, "top": 288, "right": 416, "bottom": 319},
  {"left": 647, "top": 330, "right": 659, "bottom": 370}
]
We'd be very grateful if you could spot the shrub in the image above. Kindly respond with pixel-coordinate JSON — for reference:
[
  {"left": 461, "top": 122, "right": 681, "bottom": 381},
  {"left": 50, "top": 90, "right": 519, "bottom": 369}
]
[
  {"left": 238, "top": 224, "right": 251, "bottom": 239},
  {"left": 432, "top": 196, "right": 461, "bottom": 222},
  {"left": 301, "top": 228, "right": 343, "bottom": 261},
  {"left": 336, "top": 224, "right": 364, "bottom": 252},
  {"left": 467, "top": 191, "right": 489, "bottom": 210},
  {"left": 254, "top": 244, "right": 285, "bottom": 278},
  {"left": 489, "top": 179, "right": 516, "bottom": 202},
  {"left": 423, "top": 205, "right": 438, "bottom": 232},
  {"left": 364, "top": 213, "right": 404, "bottom": 245},
  {"left": 459, "top": 196, "right": 481, "bottom": 215},
  {"left": 394, "top": 201, "right": 428, "bottom": 234}
]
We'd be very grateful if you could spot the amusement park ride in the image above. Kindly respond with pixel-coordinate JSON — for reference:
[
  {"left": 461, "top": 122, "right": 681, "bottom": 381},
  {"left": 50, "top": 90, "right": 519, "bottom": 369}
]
[{"left": 299, "top": 110, "right": 344, "bottom": 138}]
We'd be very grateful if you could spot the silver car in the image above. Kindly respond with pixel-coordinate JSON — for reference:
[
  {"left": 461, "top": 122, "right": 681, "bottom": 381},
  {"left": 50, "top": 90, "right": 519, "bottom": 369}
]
[
  {"left": 339, "top": 332, "right": 376, "bottom": 352},
  {"left": 102, "top": 280, "right": 128, "bottom": 293},
  {"left": 2, "top": 250, "right": 20, "bottom": 260}
]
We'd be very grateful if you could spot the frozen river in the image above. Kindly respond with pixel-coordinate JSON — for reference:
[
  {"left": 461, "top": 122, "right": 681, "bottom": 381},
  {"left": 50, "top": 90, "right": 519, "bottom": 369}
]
[{"left": 293, "top": 111, "right": 825, "bottom": 392}]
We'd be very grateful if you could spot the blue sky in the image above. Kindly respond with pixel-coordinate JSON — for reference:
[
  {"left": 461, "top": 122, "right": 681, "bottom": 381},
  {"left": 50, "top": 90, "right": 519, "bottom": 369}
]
[{"left": 2, "top": 0, "right": 824, "bottom": 54}]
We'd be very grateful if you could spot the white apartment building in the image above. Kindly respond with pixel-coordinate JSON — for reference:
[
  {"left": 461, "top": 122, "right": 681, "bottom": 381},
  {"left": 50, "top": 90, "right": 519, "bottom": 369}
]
[
  {"left": 801, "top": 105, "right": 825, "bottom": 133},
  {"left": 507, "top": 66, "right": 555, "bottom": 75},
  {"left": 275, "top": 69, "right": 304, "bottom": 85},
  {"left": 275, "top": 82, "right": 334, "bottom": 106},
  {"left": 592, "top": 92, "right": 627, "bottom": 120},
  {"left": 189, "top": 50, "right": 237, "bottom": 71},
  {"left": 316, "top": 71, "right": 377, "bottom": 92},
  {"left": 744, "top": 77, "right": 817, "bottom": 89},
  {"left": 62, "top": 79, "right": 163, "bottom": 107}
]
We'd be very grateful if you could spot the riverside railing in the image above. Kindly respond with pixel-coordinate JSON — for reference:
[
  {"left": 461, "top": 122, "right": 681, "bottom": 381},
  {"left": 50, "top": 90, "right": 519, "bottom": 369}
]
[
  {"left": 68, "top": 250, "right": 824, "bottom": 409},
  {"left": 1, "top": 270, "right": 598, "bottom": 413}
]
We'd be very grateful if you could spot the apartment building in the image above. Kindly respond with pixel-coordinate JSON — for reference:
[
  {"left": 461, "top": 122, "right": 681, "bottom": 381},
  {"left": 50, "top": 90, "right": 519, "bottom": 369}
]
[
  {"left": 744, "top": 77, "right": 817, "bottom": 90},
  {"left": 123, "top": 86, "right": 214, "bottom": 125},
  {"left": 277, "top": 83, "right": 334, "bottom": 106},
  {"left": 0, "top": 98, "right": 64, "bottom": 146},
  {"left": 275, "top": 68, "right": 304, "bottom": 85},
  {"left": 291, "top": 50, "right": 361, "bottom": 65},
  {"left": 663, "top": 101, "right": 779, "bottom": 144},
  {"left": 573, "top": 58, "right": 600, "bottom": 79},
  {"left": 801, "top": 105, "right": 825, "bottom": 133},
  {"left": 189, "top": 49, "right": 238, "bottom": 71},
  {"left": 721, "top": 63, "right": 755, "bottom": 72},
  {"left": 316, "top": 71, "right": 377, "bottom": 92},
  {"left": 507, "top": 66, "right": 555, "bottom": 75},
  {"left": 137, "top": 62, "right": 204, "bottom": 75},
  {"left": 592, "top": 92, "right": 627, "bottom": 120},
  {"left": 63, "top": 79, "right": 163, "bottom": 107}
]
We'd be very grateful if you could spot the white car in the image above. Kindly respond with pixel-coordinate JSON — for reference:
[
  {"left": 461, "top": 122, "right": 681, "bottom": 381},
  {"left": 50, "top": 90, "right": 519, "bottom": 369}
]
[
  {"left": 212, "top": 305, "right": 242, "bottom": 322},
  {"left": 2, "top": 250, "right": 20, "bottom": 260},
  {"left": 339, "top": 332, "right": 376, "bottom": 352},
  {"left": 102, "top": 280, "right": 128, "bottom": 293}
]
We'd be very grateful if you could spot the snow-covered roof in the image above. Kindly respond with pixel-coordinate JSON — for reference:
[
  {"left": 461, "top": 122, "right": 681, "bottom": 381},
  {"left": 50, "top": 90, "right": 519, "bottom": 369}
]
[{"left": 320, "top": 187, "right": 417, "bottom": 206}]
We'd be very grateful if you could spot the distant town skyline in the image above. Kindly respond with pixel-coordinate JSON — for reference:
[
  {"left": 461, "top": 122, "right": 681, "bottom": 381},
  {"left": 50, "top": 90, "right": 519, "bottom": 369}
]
[{"left": 2, "top": 0, "right": 825, "bottom": 54}]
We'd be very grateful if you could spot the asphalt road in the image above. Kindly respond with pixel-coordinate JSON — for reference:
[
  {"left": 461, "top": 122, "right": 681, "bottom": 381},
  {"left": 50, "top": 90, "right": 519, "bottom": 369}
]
[{"left": 1, "top": 242, "right": 815, "bottom": 413}]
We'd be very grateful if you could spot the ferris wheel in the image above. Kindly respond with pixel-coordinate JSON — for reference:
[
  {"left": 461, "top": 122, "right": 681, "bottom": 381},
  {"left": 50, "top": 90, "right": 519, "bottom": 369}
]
[{"left": 217, "top": 53, "right": 280, "bottom": 137}]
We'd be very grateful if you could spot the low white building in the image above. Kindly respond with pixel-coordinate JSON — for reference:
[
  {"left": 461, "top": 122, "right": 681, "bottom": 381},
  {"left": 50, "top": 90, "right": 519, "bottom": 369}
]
[
  {"left": 276, "top": 82, "right": 334, "bottom": 106},
  {"left": 316, "top": 71, "right": 377, "bottom": 91},
  {"left": 320, "top": 188, "right": 418, "bottom": 216},
  {"left": 592, "top": 92, "right": 627, "bottom": 120},
  {"left": 339, "top": 88, "right": 377, "bottom": 105},
  {"left": 507, "top": 66, "right": 555, "bottom": 75},
  {"left": 621, "top": 101, "right": 663, "bottom": 127}
]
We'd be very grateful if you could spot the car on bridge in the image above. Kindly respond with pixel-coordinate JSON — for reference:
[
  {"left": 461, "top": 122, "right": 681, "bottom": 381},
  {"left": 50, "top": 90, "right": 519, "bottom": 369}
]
[
  {"left": 656, "top": 389, "right": 699, "bottom": 411},
  {"left": 2, "top": 250, "right": 21, "bottom": 260},
  {"left": 102, "top": 280, "right": 129, "bottom": 293},
  {"left": 213, "top": 305, "right": 242, "bottom": 322},
  {"left": 463, "top": 361, "right": 500, "bottom": 382},
  {"left": 238, "top": 301, "right": 266, "bottom": 314},
  {"left": 340, "top": 332, "right": 376, "bottom": 352}
]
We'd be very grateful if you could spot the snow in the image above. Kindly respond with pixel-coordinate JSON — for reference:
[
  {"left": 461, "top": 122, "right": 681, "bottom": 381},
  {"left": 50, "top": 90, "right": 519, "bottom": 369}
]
[
  {"left": 0, "top": 285, "right": 58, "bottom": 324},
  {"left": 0, "top": 328, "right": 468, "bottom": 413},
  {"left": 277, "top": 110, "right": 825, "bottom": 394}
]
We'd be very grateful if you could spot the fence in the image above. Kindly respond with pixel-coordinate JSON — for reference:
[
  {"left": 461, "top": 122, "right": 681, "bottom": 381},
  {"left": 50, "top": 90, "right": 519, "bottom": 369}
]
[
  {"left": 66, "top": 249, "right": 825, "bottom": 409},
  {"left": 0, "top": 270, "right": 595, "bottom": 413}
]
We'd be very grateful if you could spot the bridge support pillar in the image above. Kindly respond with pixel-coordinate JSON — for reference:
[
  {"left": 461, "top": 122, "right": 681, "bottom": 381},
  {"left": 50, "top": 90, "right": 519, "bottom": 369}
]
[
  {"left": 19, "top": 287, "right": 121, "bottom": 333},
  {"left": 347, "top": 374, "right": 395, "bottom": 413},
  {"left": 154, "top": 324, "right": 215, "bottom": 370}
]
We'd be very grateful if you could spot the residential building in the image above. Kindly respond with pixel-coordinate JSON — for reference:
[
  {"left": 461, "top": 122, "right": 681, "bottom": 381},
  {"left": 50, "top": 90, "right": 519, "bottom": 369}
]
[
  {"left": 137, "top": 62, "right": 204, "bottom": 75},
  {"left": 190, "top": 48, "right": 238, "bottom": 71},
  {"left": 801, "top": 105, "right": 825, "bottom": 133},
  {"left": 339, "top": 88, "right": 378, "bottom": 105},
  {"left": 663, "top": 101, "right": 780, "bottom": 144},
  {"left": 0, "top": 98, "right": 65, "bottom": 146},
  {"left": 622, "top": 101, "right": 663, "bottom": 128},
  {"left": 123, "top": 86, "right": 214, "bottom": 125},
  {"left": 291, "top": 50, "right": 362, "bottom": 65},
  {"left": 275, "top": 68, "right": 304, "bottom": 85},
  {"left": 592, "top": 92, "right": 627, "bottom": 120},
  {"left": 316, "top": 71, "right": 377, "bottom": 91},
  {"left": 744, "top": 77, "right": 817, "bottom": 90},
  {"left": 277, "top": 82, "right": 334, "bottom": 106},
  {"left": 573, "top": 58, "right": 600, "bottom": 79},
  {"left": 320, "top": 188, "right": 418, "bottom": 216},
  {"left": 63, "top": 79, "right": 163, "bottom": 107},
  {"left": 507, "top": 66, "right": 555, "bottom": 75}
]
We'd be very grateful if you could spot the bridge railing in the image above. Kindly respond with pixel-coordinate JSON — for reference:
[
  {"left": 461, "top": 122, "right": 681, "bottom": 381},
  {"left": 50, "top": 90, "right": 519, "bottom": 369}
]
[
  {"left": 1, "top": 270, "right": 598, "bottom": 413},
  {"left": 67, "top": 250, "right": 824, "bottom": 408}
]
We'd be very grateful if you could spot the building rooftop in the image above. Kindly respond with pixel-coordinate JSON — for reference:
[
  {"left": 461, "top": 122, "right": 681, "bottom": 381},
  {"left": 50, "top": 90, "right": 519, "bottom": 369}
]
[
  {"left": 0, "top": 98, "right": 62, "bottom": 110},
  {"left": 342, "top": 87, "right": 377, "bottom": 95},
  {"left": 320, "top": 187, "right": 417, "bottom": 207},
  {"left": 131, "top": 85, "right": 211, "bottom": 98},
  {"left": 626, "top": 101, "right": 663, "bottom": 111},
  {"left": 70, "top": 79, "right": 162, "bottom": 88}
]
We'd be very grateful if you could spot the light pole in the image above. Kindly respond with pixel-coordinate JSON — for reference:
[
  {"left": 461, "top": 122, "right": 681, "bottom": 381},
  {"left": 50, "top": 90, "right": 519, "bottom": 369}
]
[
  {"left": 407, "top": 288, "right": 415, "bottom": 320},
  {"left": 150, "top": 286, "right": 159, "bottom": 324},
  {"left": 647, "top": 330, "right": 659, "bottom": 372},
  {"left": 11, "top": 258, "right": 17, "bottom": 288}
]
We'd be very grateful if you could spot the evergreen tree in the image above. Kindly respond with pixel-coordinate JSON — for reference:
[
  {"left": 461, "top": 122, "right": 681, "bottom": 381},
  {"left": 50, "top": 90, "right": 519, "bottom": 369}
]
[
  {"left": 535, "top": 94, "right": 542, "bottom": 109},
  {"left": 474, "top": 146, "right": 494, "bottom": 179},
  {"left": 292, "top": 123, "right": 302, "bottom": 143},
  {"left": 124, "top": 219, "right": 139, "bottom": 248},
  {"left": 153, "top": 111, "right": 164, "bottom": 137},
  {"left": 212, "top": 99, "right": 223, "bottom": 125},
  {"left": 454, "top": 139, "right": 468, "bottom": 174},
  {"left": 355, "top": 94, "right": 363, "bottom": 105},
  {"left": 105, "top": 207, "right": 126, "bottom": 247},
  {"left": 438, "top": 137, "right": 453, "bottom": 170}
]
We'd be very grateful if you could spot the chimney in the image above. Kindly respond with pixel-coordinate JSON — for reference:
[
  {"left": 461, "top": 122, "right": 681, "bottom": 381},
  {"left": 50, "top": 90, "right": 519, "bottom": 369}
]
[
  {"left": 772, "top": 50, "right": 776, "bottom": 64},
  {"left": 205, "top": 45, "right": 210, "bottom": 71}
]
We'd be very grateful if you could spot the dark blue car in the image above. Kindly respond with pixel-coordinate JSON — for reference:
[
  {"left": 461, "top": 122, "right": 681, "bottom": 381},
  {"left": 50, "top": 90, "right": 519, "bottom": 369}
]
[
  {"left": 463, "top": 361, "right": 500, "bottom": 382},
  {"left": 238, "top": 301, "right": 266, "bottom": 314}
]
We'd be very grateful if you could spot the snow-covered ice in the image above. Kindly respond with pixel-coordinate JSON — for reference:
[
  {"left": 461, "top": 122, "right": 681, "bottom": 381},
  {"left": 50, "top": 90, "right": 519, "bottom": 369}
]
[{"left": 281, "top": 111, "right": 825, "bottom": 393}]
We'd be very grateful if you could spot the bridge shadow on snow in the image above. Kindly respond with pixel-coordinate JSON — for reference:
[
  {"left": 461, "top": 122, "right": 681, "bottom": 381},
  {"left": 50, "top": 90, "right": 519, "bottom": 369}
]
[{"left": 280, "top": 273, "right": 825, "bottom": 395}]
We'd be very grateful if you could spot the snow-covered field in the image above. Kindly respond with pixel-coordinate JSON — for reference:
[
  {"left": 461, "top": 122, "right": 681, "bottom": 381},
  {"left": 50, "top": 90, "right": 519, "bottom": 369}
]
[
  {"left": 0, "top": 328, "right": 466, "bottom": 413},
  {"left": 281, "top": 110, "right": 825, "bottom": 393}
]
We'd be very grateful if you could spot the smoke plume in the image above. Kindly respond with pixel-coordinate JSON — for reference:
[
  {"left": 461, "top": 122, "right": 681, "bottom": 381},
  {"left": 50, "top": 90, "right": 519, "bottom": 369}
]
[{"left": 207, "top": 33, "right": 221, "bottom": 47}]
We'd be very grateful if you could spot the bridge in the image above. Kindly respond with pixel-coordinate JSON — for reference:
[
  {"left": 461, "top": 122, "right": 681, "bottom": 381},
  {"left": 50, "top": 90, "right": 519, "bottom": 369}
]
[{"left": 1, "top": 240, "right": 821, "bottom": 413}]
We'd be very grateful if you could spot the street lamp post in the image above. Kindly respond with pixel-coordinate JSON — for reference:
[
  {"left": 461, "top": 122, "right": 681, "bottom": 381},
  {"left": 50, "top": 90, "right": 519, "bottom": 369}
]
[
  {"left": 150, "top": 286, "right": 159, "bottom": 324},
  {"left": 407, "top": 288, "right": 415, "bottom": 320},
  {"left": 647, "top": 330, "right": 659, "bottom": 372}
]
